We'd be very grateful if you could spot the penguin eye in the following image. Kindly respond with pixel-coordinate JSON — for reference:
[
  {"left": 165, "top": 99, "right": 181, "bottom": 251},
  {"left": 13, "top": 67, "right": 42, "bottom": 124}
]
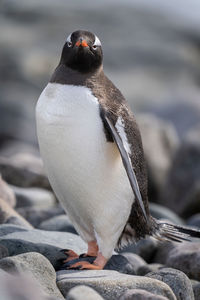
[
  {"left": 92, "top": 35, "right": 101, "bottom": 50},
  {"left": 66, "top": 33, "right": 72, "bottom": 48},
  {"left": 67, "top": 41, "right": 72, "bottom": 48}
]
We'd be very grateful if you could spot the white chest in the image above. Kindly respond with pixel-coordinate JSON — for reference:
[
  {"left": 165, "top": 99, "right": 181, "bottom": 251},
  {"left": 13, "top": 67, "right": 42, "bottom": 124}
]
[
  {"left": 36, "top": 83, "right": 133, "bottom": 248},
  {"left": 36, "top": 83, "right": 117, "bottom": 184}
]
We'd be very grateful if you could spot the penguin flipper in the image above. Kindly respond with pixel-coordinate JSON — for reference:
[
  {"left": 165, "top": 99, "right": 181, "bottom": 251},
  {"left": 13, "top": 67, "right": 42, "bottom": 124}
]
[{"left": 101, "top": 112, "right": 148, "bottom": 223}]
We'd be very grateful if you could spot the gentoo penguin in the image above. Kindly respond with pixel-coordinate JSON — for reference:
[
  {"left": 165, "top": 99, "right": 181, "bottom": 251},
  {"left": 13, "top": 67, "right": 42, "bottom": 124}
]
[{"left": 36, "top": 30, "right": 200, "bottom": 270}]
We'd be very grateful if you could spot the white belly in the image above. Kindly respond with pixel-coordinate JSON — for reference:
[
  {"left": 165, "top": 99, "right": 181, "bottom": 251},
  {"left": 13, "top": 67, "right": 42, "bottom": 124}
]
[{"left": 36, "top": 83, "right": 133, "bottom": 258}]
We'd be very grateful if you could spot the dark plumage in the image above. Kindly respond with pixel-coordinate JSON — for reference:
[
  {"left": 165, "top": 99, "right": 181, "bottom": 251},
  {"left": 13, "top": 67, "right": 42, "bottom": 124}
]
[{"left": 37, "top": 30, "right": 200, "bottom": 270}]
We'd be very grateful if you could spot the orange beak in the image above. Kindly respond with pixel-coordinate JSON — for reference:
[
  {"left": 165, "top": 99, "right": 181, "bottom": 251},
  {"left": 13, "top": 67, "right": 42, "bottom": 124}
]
[{"left": 75, "top": 39, "right": 88, "bottom": 47}]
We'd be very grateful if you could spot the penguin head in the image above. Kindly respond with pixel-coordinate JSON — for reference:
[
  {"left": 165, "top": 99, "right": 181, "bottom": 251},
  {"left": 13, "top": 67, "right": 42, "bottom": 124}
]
[{"left": 60, "top": 30, "right": 103, "bottom": 73}]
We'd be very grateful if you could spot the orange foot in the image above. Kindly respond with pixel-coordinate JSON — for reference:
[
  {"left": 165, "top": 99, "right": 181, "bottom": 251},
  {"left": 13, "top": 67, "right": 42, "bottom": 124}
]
[
  {"left": 67, "top": 252, "right": 107, "bottom": 270},
  {"left": 61, "top": 249, "right": 79, "bottom": 263},
  {"left": 67, "top": 261, "right": 103, "bottom": 270},
  {"left": 61, "top": 240, "right": 98, "bottom": 263}
]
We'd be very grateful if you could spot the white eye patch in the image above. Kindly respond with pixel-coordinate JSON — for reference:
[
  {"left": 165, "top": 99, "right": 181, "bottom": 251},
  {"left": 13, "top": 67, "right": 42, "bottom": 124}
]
[
  {"left": 93, "top": 35, "right": 101, "bottom": 47},
  {"left": 66, "top": 33, "right": 72, "bottom": 43}
]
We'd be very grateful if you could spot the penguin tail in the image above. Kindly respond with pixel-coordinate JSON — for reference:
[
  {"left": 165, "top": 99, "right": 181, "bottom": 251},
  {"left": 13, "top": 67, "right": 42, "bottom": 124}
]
[{"left": 153, "top": 220, "right": 200, "bottom": 242}]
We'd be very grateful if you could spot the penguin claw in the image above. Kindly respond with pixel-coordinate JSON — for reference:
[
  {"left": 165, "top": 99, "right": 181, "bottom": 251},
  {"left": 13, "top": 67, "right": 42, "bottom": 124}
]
[
  {"left": 67, "top": 261, "right": 103, "bottom": 270},
  {"left": 59, "top": 248, "right": 70, "bottom": 253},
  {"left": 60, "top": 258, "right": 81, "bottom": 269},
  {"left": 60, "top": 249, "right": 79, "bottom": 260},
  {"left": 60, "top": 255, "right": 97, "bottom": 270},
  {"left": 79, "top": 253, "right": 96, "bottom": 259},
  {"left": 72, "top": 266, "right": 82, "bottom": 270},
  {"left": 58, "top": 249, "right": 97, "bottom": 270}
]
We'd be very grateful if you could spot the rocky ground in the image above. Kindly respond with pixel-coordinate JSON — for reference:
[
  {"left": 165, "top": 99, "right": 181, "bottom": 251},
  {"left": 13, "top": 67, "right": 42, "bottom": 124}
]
[
  {"left": 1, "top": 0, "right": 200, "bottom": 299},
  {"left": 0, "top": 139, "right": 200, "bottom": 299}
]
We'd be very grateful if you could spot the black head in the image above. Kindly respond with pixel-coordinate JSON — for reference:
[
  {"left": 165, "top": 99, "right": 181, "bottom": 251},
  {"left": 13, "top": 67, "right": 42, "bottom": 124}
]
[{"left": 60, "top": 30, "right": 103, "bottom": 73}]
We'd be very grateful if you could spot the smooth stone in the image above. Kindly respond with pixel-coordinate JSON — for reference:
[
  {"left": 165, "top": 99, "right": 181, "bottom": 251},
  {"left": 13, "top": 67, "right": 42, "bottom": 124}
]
[
  {"left": 38, "top": 214, "right": 77, "bottom": 234},
  {"left": 185, "top": 126, "right": 200, "bottom": 146},
  {"left": 138, "top": 113, "right": 179, "bottom": 198},
  {"left": 17, "top": 205, "right": 64, "bottom": 227},
  {"left": 119, "top": 289, "right": 169, "bottom": 300},
  {"left": 120, "top": 237, "right": 158, "bottom": 263},
  {"left": 104, "top": 254, "right": 136, "bottom": 275},
  {"left": 67, "top": 285, "right": 105, "bottom": 300},
  {"left": 0, "top": 238, "right": 67, "bottom": 270},
  {"left": 187, "top": 214, "right": 200, "bottom": 228},
  {"left": 166, "top": 242, "right": 200, "bottom": 280},
  {"left": 0, "top": 197, "right": 33, "bottom": 228},
  {"left": 121, "top": 252, "right": 147, "bottom": 274},
  {"left": 0, "top": 244, "right": 9, "bottom": 259},
  {"left": 11, "top": 185, "right": 56, "bottom": 208},
  {"left": 0, "top": 268, "right": 9, "bottom": 276},
  {"left": 149, "top": 203, "right": 184, "bottom": 225},
  {"left": 0, "top": 176, "right": 16, "bottom": 207},
  {"left": 56, "top": 270, "right": 176, "bottom": 300},
  {"left": 153, "top": 242, "right": 176, "bottom": 264},
  {"left": 0, "top": 154, "right": 51, "bottom": 189},
  {"left": 146, "top": 267, "right": 194, "bottom": 300},
  {"left": 191, "top": 280, "right": 200, "bottom": 300},
  {"left": 5, "top": 215, "right": 33, "bottom": 227},
  {"left": 0, "top": 224, "right": 86, "bottom": 269},
  {"left": 0, "top": 140, "right": 40, "bottom": 159},
  {"left": 161, "top": 139, "right": 200, "bottom": 217},
  {"left": 0, "top": 224, "right": 29, "bottom": 236},
  {"left": 0, "top": 252, "right": 64, "bottom": 299},
  {"left": 0, "top": 258, "right": 62, "bottom": 300},
  {"left": 137, "top": 263, "right": 164, "bottom": 276}
]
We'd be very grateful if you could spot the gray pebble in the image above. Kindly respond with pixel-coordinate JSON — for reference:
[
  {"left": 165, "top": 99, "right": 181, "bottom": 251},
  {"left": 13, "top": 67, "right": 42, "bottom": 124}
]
[
  {"left": 11, "top": 185, "right": 56, "bottom": 208},
  {"left": 0, "top": 244, "right": 9, "bottom": 259},
  {"left": 121, "top": 252, "right": 147, "bottom": 274},
  {"left": 67, "top": 285, "right": 105, "bottom": 300},
  {"left": 0, "top": 197, "right": 33, "bottom": 228},
  {"left": 0, "top": 176, "right": 16, "bottom": 207},
  {"left": 138, "top": 114, "right": 179, "bottom": 198},
  {"left": 0, "top": 252, "right": 64, "bottom": 299},
  {"left": 149, "top": 203, "right": 184, "bottom": 225},
  {"left": 137, "top": 263, "right": 164, "bottom": 276},
  {"left": 17, "top": 205, "right": 64, "bottom": 227},
  {"left": 105, "top": 254, "right": 136, "bottom": 275},
  {"left": 187, "top": 214, "right": 200, "bottom": 228},
  {"left": 57, "top": 270, "right": 176, "bottom": 300},
  {"left": 39, "top": 214, "right": 77, "bottom": 234},
  {"left": 0, "top": 269, "right": 62, "bottom": 300},
  {"left": 191, "top": 280, "right": 200, "bottom": 300},
  {"left": 166, "top": 242, "right": 200, "bottom": 280},
  {"left": 120, "top": 237, "right": 158, "bottom": 263},
  {"left": 0, "top": 154, "right": 51, "bottom": 189},
  {"left": 161, "top": 139, "right": 200, "bottom": 217},
  {"left": 119, "top": 289, "right": 169, "bottom": 300},
  {"left": 0, "top": 224, "right": 28, "bottom": 236},
  {"left": 153, "top": 241, "right": 175, "bottom": 264},
  {"left": 0, "top": 224, "right": 86, "bottom": 269},
  {"left": 146, "top": 267, "right": 194, "bottom": 300}
]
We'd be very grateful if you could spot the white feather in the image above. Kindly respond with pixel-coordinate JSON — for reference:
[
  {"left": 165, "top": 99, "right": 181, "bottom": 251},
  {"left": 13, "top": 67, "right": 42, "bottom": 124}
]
[
  {"left": 66, "top": 33, "right": 72, "bottom": 43},
  {"left": 116, "top": 116, "right": 132, "bottom": 155},
  {"left": 36, "top": 83, "right": 134, "bottom": 258},
  {"left": 94, "top": 35, "right": 101, "bottom": 47}
]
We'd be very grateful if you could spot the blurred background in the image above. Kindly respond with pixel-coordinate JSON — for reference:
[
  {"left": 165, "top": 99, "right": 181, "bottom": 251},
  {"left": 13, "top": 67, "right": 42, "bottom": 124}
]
[{"left": 0, "top": 0, "right": 200, "bottom": 220}]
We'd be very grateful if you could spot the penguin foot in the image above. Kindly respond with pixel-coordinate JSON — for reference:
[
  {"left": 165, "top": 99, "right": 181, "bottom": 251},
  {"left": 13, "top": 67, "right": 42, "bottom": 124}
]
[
  {"left": 60, "top": 249, "right": 79, "bottom": 263},
  {"left": 60, "top": 254, "right": 96, "bottom": 269},
  {"left": 66, "top": 252, "right": 107, "bottom": 270},
  {"left": 85, "top": 240, "right": 99, "bottom": 257},
  {"left": 67, "top": 261, "right": 103, "bottom": 270},
  {"left": 79, "top": 253, "right": 96, "bottom": 259}
]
